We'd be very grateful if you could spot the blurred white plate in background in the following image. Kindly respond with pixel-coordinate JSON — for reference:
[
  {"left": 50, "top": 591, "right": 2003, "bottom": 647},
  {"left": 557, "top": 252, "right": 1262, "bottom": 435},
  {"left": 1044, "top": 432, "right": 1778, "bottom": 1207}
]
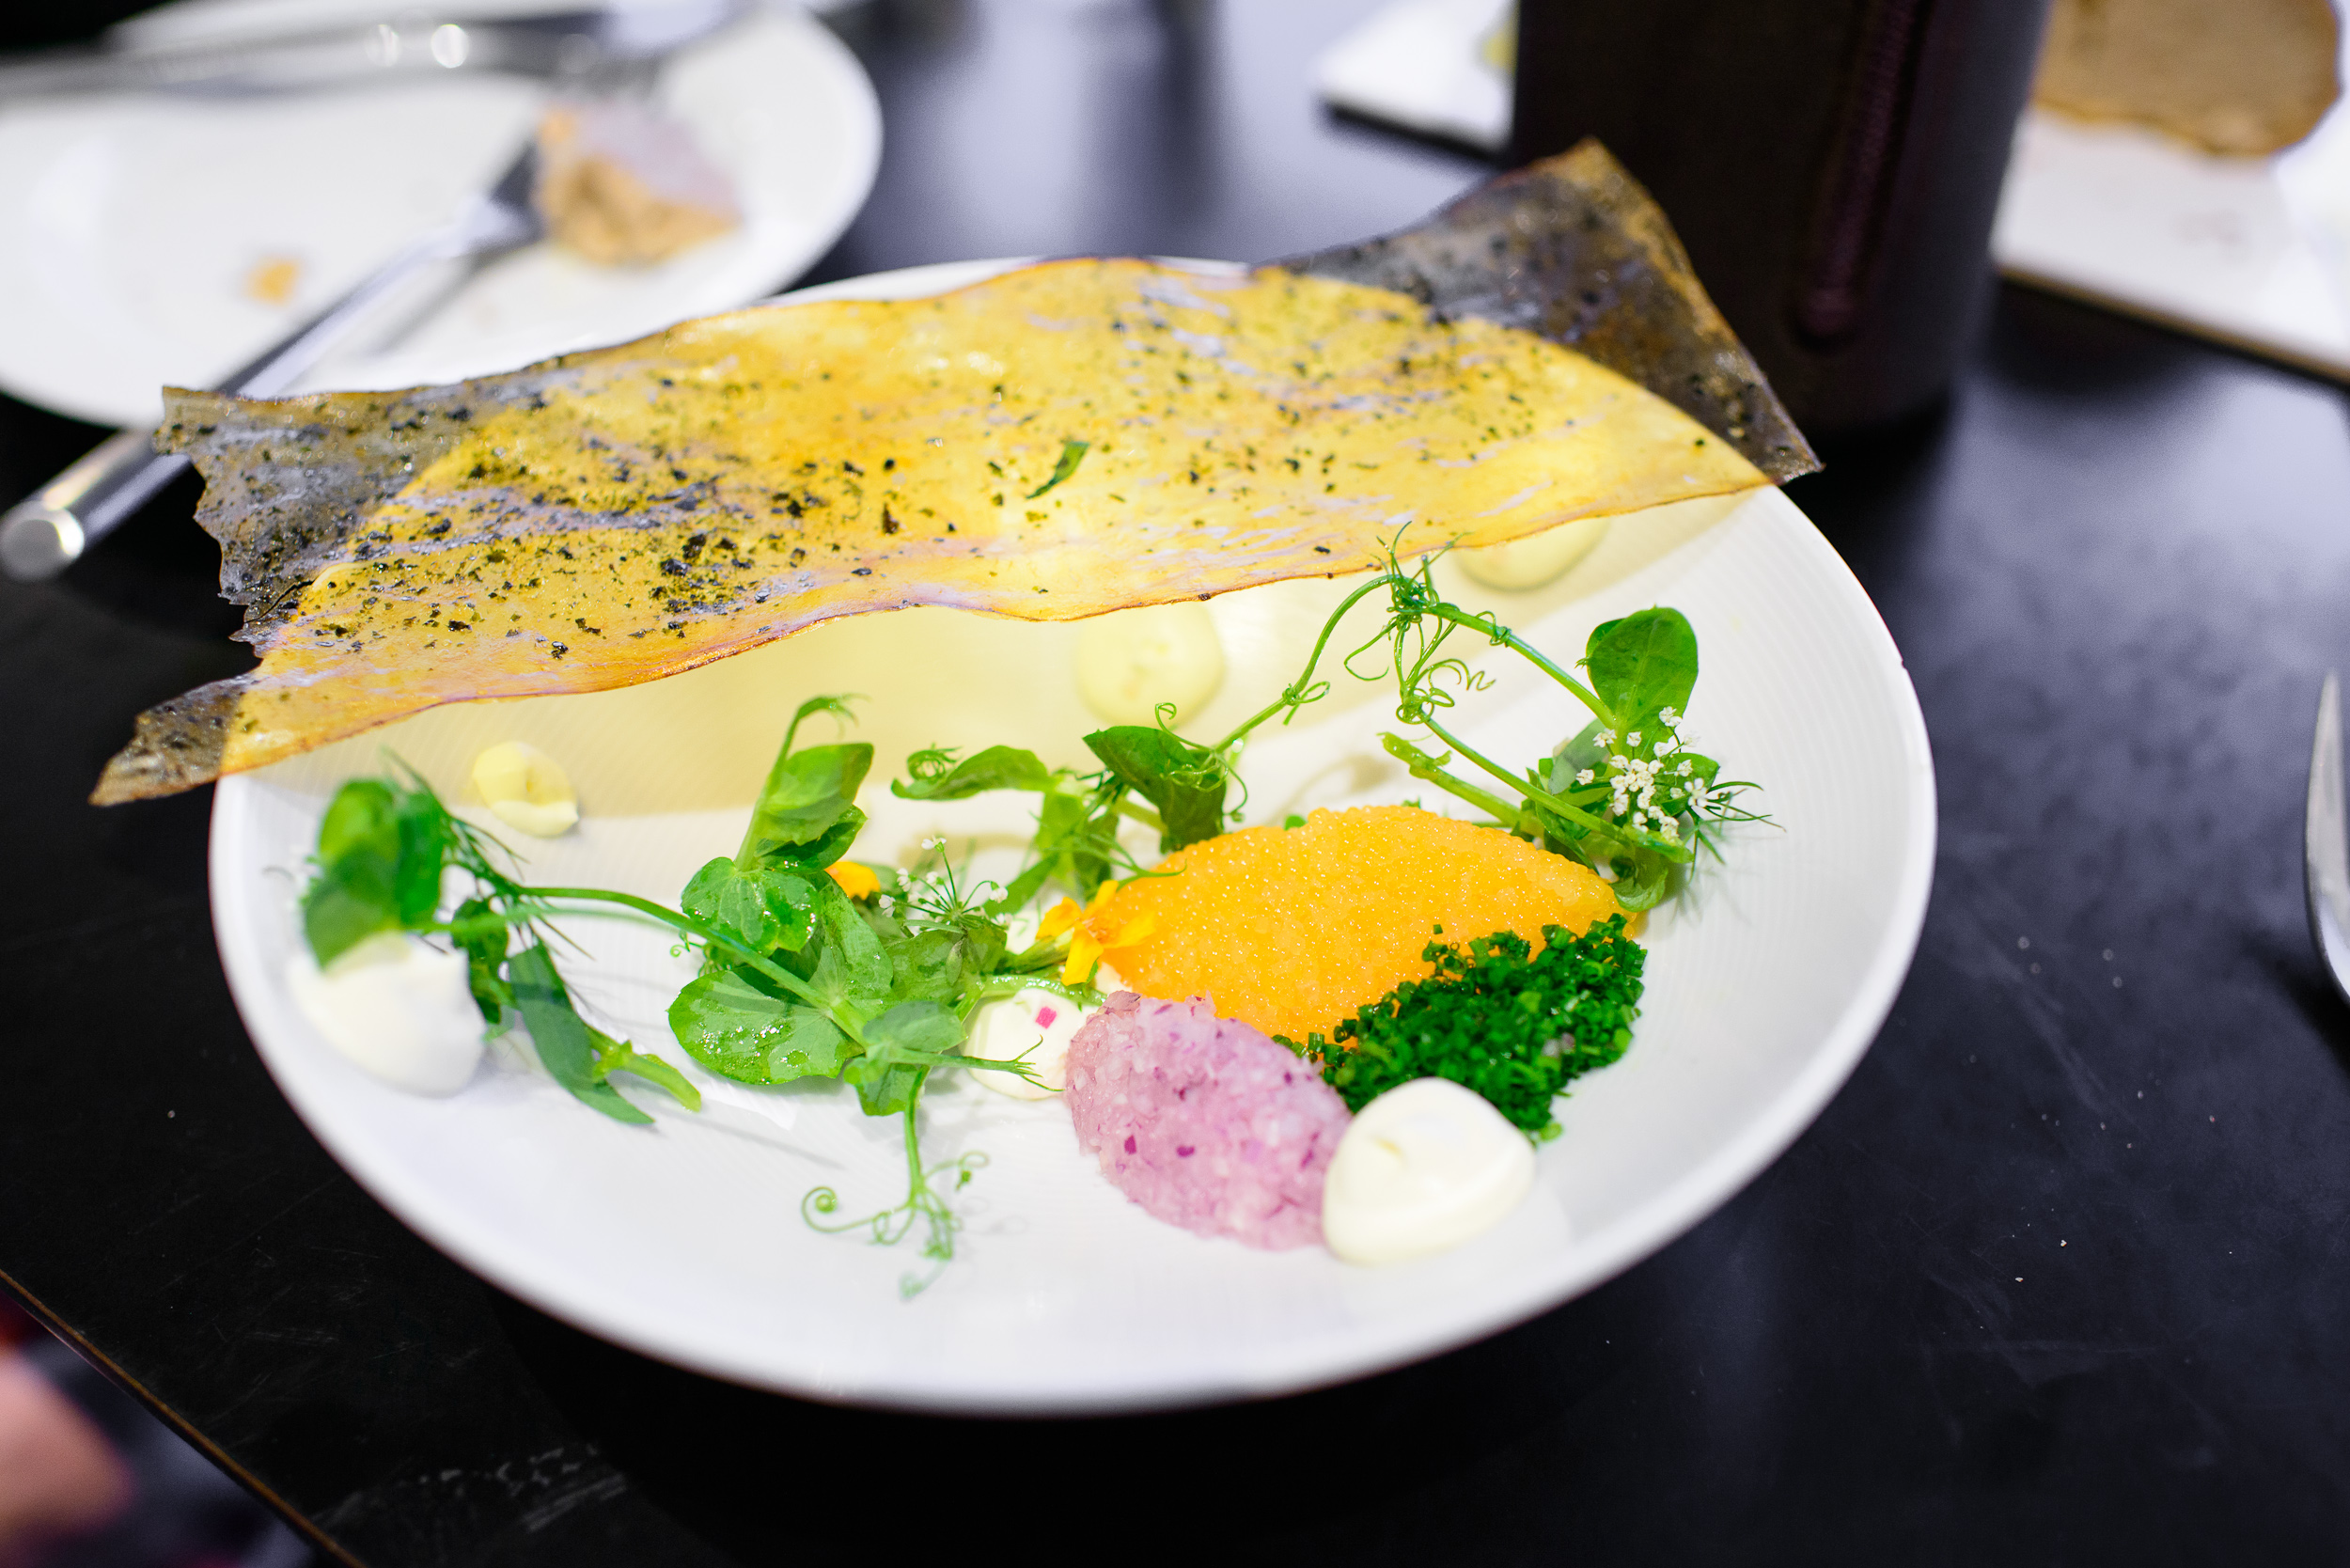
[
  {"left": 1993, "top": 107, "right": 2350, "bottom": 383},
  {"left": 0, "top": 0, "right": 879, "bottom": 427}
]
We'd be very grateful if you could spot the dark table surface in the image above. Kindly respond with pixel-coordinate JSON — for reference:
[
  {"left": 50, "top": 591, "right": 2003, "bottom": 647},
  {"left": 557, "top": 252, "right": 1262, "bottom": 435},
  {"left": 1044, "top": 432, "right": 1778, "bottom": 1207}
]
[{"left": 8, "top": 2, "right": 2350, "bottom": 1563}]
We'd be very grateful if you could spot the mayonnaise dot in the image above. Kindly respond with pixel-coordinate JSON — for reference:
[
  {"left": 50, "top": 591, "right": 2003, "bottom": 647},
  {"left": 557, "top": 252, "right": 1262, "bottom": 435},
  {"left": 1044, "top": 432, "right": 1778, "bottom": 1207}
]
[
  {"left": 1456, "top": 516, "right": 1610, "bottom": 590},
  {"left": 1322, "top": 1076, "right": 1537, "bottom": 1265},
  {"left": 286, "top": 932, "right": 485, "bottom": 1095},
  {"left": 1074, "top": 603, "right": 1225, "bottom": 726},
  {"left": 471, "top": 741, "right": 579, "bottom": 837},
  {"left": 962, "top": 980, "right": 1111, "bottom": 1100}
]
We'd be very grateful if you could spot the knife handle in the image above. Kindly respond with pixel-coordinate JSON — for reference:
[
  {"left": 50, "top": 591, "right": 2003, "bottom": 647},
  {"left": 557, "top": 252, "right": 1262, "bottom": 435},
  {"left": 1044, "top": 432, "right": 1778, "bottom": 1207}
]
[
  {"left": 0, "top": 219, "right": 480, "bottom": 584},
  {"left": 0, "top": 432, "right": 188, "bottom": 582}
]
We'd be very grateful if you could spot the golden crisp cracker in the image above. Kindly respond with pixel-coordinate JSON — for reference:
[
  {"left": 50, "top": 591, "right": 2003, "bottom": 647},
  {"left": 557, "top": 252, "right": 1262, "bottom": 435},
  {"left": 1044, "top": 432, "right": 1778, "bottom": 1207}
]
[{"left": 99, "top": 147, "right": 1810, "bottom": 803}]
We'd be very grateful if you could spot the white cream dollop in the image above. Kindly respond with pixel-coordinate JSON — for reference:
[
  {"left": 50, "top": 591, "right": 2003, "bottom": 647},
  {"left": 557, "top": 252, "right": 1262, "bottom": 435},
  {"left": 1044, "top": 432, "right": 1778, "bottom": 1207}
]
[
  {"left": 1322, "top": 1076, "right": 1536, "bottom": 1265},
  {"left": 961, "top": 974, "right": 1117, "bottom": 1100},
  {"left": 470, "top": 741, "right": 579, "bottom": 838},
  {"left": 1074, "top": 603, "right": 1226, "bottom": 726},
  {"left": 1456, "top": 516, "right": 1610, "bottom": 590},
  {"left": 286, "top": 931, "right": 486, "bottom": 1095}
]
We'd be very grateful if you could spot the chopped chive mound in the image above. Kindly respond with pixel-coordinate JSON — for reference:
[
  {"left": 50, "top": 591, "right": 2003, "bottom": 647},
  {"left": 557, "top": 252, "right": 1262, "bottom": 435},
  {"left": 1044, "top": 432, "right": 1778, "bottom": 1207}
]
[{"left": 1282, "top": 916, "right": 1645, "bottom": 1139}]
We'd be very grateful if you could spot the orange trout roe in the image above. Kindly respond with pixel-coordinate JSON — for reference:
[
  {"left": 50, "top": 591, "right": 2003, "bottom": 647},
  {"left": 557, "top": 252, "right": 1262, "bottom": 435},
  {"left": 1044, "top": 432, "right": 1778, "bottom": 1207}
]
[{"left": 1085, "top": 805, "right": 1625, "bottom": 1043}]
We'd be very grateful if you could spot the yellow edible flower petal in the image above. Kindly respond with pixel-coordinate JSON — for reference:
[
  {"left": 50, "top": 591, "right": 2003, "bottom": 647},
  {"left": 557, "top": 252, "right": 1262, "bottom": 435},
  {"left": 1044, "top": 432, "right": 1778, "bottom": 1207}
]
[
  {"left": 827, "top": 861, "right": 880, "bottom": 900},
  {"left": 1061, "top": 927, "right": 1104, "bottom": 986},
  {"left": 1104, "top": 913, "right": 1156, "bottom": 949},
  {"left": 1060, "top": 901, "right": 1155, "bottom": 986}
]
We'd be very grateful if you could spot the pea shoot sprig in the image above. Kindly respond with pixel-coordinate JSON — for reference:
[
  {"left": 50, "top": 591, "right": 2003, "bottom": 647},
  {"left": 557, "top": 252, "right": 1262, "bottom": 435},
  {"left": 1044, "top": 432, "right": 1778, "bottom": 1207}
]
[
  {"left": 900, "top": 550, "right": 1762, "bottom": 917},
  {"left": 297, "top": 704, "right": 1050, "bottom": 1296},
  {"left": 1349, "top": 554, "right": 1764, "bottom": 910},
  {"left": 302, "top": 762, "right": 708, "bottom": 1124}
]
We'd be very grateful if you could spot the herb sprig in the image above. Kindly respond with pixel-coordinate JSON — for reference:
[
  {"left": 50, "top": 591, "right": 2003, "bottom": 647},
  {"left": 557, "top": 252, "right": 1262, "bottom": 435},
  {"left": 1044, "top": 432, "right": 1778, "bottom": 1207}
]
[
  {"left": 662, "top": 698, "right": 1049, "bottom": 1293},
  {"left": 302, "top": 766, "right": 703, "bottom": 1125},
  {"left": 896, "top": 551, "right": 1761, "bottom": 917},
  {"left": 1356, "top": 556, "right": 1765, "bottom": 910},
  {"left": 296, "top": 707, "right": 1050, "bottom": 1294}
]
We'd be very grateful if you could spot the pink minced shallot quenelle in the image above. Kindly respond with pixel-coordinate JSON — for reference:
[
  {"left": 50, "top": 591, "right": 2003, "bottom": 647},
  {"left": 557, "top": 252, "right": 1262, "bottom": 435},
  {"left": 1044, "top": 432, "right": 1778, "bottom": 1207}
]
[{"left": 1062, "top": 992, "right": 1354, "bottom": 1248}]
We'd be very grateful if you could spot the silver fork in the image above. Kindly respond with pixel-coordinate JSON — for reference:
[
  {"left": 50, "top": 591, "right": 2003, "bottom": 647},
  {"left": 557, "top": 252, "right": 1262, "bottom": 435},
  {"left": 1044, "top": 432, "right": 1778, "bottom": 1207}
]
[
  {"left": 0, "top": 144, "right": 544, "bottom": 583},
  {"left": 2306, "top": 671, "right": 2350, "bottom": 1004}
]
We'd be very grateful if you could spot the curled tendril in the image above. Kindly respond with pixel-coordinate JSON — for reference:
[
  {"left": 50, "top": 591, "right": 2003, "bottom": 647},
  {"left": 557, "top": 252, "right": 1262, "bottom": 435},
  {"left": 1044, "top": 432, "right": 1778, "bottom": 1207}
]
[
  {"left": 904, "top": 745, "right": 958, "bottom": 784},
  {"left": 1272, "top": 676, "right": 1332, "bottom": 729},
  {"left": 800, "top": 1184, "right": 916, "bottom": 1246},
  {"left": 1340, "top": 627, "right": 1399, "bottom": 687},
  {"left": 801, "top": 1150, "right": 993, "bottom": 1298}
]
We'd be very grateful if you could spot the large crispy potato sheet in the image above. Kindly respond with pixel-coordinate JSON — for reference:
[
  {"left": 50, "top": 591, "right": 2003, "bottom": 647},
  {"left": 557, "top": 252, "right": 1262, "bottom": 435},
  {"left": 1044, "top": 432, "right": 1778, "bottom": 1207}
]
[{"left": 98, "top": 144, "right": 1813, "bottom": 803}]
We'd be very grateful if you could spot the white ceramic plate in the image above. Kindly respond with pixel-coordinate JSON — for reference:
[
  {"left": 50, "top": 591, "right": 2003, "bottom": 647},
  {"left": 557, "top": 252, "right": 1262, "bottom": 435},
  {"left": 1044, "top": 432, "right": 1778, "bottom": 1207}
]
[
  {"left": 0, "top": 1, "right": 880, "bottom": 428},
  {"left": 208, "top": 259, "right": 1935, "bottom": 1413}
]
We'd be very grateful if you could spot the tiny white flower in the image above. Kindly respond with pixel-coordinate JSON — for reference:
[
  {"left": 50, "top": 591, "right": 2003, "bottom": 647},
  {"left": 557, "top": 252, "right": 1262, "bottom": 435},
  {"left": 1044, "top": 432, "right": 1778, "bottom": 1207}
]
[
  {"left": 1625, "top": 731, "right": 1642, "bottom": 747},
  {"left": 1575, "top": 768, "right": 1595, "bottom": 786}
]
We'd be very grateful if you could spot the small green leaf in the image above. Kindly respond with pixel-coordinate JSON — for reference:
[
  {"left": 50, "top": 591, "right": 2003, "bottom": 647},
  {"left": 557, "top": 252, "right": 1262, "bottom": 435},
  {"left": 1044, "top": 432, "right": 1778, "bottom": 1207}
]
[
  {"left": 391, "top": 788, "right": 452, "bottom": 928},
  {"left": 1583, "top": 609, "right": 1698, "bottom": 726},
  {"left": 681, "top": 857, "right": 819, "bottom": 954},
  {"left": 1607, "top": 852, "right": 1676, "bottom": 911},
  {"left": 891, "top": 745, "right": 1053, "bottom": 801},
  {"left": 886, "top": 927, "right": 982, "bottom": 1006},
  {"left": 303, "top": 777, "right": 460, "bottom": 964},
  {"left": 1085, "top": 726, "right": 1227, "bottom": 854},
  {"left": 315, "top": 777, "right": 399, "bottom": 866},
  {"left": 449, "top": 898, "right": 512, "bottom": 1022},
  {"left": 1000, "top": 776, "right": 1120, "bottom": 905},
  {"left": 509, "top": 943, "right": 652, "bottom": 1124},
  {"left": 841, "top": 1058, "right": 926, "bottom": 1118},
  {"left": 1545, "top": 720, "right": 1609, "bottom": 791},
  {"left": 841, "top": 1003, "right": 965, "bottom": 1116},
  {"left": 667, "top": 966, "right": 852, "bottom": 1083},
  {"left": 304, "top": 781, "right": 400, "bottom": 963},
  {"left": 738, "top": 742, "right": 873, "bottom": 870},
  {"left": 866, "top": 998, "right": 967, "bottom": 1058},
  {"left": 804, "top": 880, "right": 894, "bottom": 1013}
]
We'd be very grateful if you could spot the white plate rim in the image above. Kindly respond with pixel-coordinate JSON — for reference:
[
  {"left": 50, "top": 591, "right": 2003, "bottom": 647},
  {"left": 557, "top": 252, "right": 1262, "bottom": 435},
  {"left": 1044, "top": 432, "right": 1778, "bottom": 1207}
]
[{"left": 205, "top": 259, "right": 1937, "bottom": 1413}]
